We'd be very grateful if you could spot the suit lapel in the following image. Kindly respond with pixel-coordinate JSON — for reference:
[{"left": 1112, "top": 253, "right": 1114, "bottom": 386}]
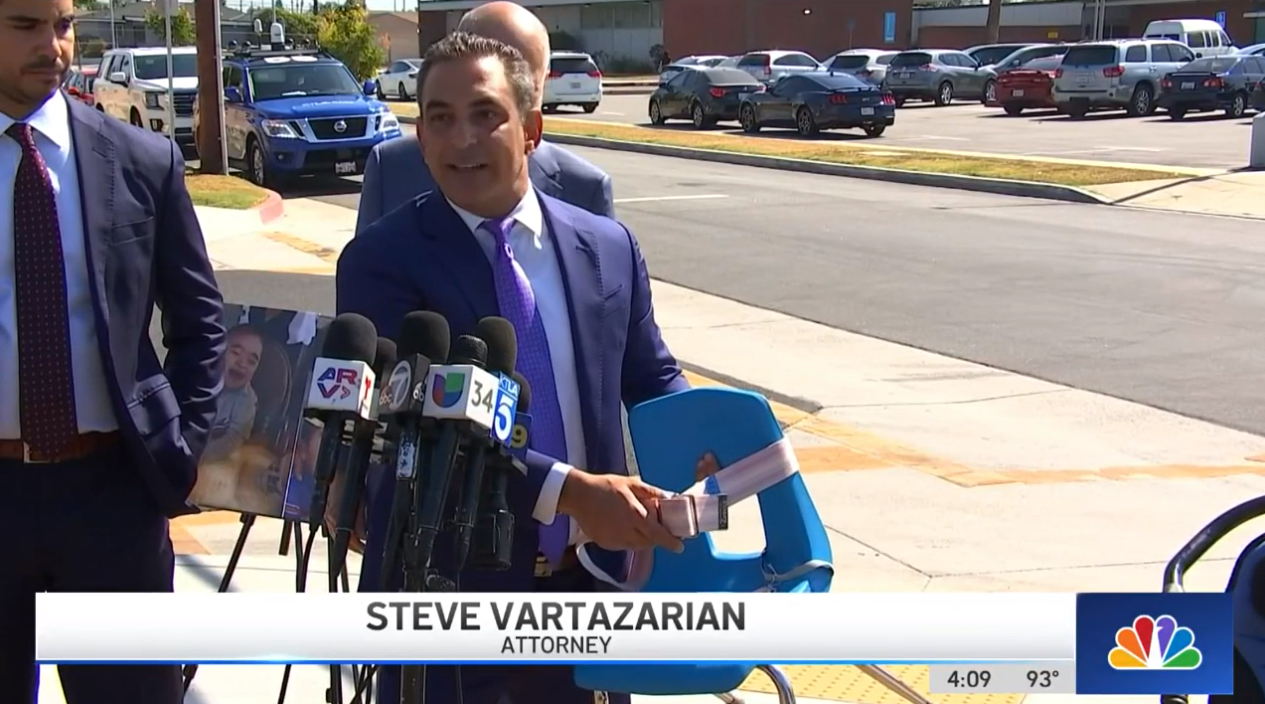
[
  {"left": 540, "top": 193, "right": 605, "bottom": 467},
  {"left": 414, "top": 195, "right": 497, "bottom": 322},
  {"left": 68, "top": 102, "right": 114, "bottom": 330}
]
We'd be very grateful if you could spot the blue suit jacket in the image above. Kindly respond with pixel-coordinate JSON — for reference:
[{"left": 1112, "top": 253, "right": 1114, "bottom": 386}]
[
  {"left": 64, "top": 100, "right": 226, "bottom": 517},
  {"left": 337, "top": 188, "right": 687, "bottom": 589},
  {"left": 354, "top": 135, "right": 615, "bottom": 235}
]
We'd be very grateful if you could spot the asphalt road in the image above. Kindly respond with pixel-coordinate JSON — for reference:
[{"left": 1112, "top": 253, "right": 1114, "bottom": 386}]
[
  {"left": 556, "top": 93, "right": 1253, "bottom": 170},
  {"left": 264, "top": 146, "right": 1265, "bottom": 437}
]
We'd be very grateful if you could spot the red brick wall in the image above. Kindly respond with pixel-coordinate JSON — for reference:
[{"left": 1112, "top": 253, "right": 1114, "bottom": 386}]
[
  {"left": 916, "top": 24, "right": 1083, "bottom": 48},
  {"left": 1122, "top": 0, "right": 1254, "bottom": 45},
  {"left": 417, "top": 12, "right": 447, "bottom": 53},
  {"left": 663, "top": 0, "right": 915, "bottom": 61}
]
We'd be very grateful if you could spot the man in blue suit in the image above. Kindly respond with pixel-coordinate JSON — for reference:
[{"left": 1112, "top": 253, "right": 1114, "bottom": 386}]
[
  {"left": 0, "top": 0, "right": 225, "bottom": 701},
  {"left": 354, "top": 1, "right": 614, "bottom": 235},
  {"left": 338, "top": 32, "right": 687, "bottom": 704}
]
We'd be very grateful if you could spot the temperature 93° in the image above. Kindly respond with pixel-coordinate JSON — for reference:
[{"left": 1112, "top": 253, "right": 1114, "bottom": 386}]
[{"left": 929, "top": 663, "right": 1074, "bottom": 694}]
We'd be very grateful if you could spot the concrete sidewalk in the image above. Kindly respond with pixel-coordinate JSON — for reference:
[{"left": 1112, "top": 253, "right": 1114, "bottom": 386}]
[{"left": 41, "top": 202, "right": 1258, "bottom": 704}]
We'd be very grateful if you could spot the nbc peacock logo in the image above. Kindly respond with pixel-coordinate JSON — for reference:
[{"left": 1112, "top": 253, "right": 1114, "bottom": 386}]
[{"left": 1108, "top": 614, "right": 1202, "bottom": 670}]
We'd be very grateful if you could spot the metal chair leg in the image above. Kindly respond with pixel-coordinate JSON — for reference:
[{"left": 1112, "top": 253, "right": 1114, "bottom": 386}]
[
  {"left": 856, "top": 665, "right": 936, "bottom": 704},
  {"left": 755, "top": 665, "right": 797, "bottom": 704},
  {"left": 713, "top": 693, "right": 745, "bottom": 704}
]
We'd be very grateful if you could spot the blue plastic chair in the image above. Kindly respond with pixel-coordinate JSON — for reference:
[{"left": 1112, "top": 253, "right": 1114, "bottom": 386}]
[{"left": 573, "top": 387, "right": 833, "bottom": 704}]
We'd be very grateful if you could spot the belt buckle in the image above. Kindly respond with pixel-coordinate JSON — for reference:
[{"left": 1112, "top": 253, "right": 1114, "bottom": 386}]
[
  {"left": 23, "top": 443, "right": 51, "bottom": 464},
  {"left": 535, "top": 555, "right": 553, "bottom": 578}
]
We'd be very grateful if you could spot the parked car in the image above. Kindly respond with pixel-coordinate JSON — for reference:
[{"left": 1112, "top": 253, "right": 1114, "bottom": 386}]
[
  {"left": 199, "top": 46, "right": 403, "bottom": 189},
  {"left": 965, "top": 43, "right": 1036, "bottom": 68},
  {"left": 738, "top": 72, "right": 895, "bottom": 138},
  {"left": 1238, "top": 43, "right": 1265, "bottom": 57},
  {"left": 993, "top": 55, "right": 1064, "bottom": 115},
  {"left": 1051, "top": 39, "right": 1195, "bottom": 118},
  {"left": 821, "top": 49, "right": 898, "bottom": 85},
  {"left": 1253, "top": 78, "right": 1265, "bottom": 112},
  {"left": 659, "top": 55, "right": 729, "bottom": 83},
  {"left": 981, "top": 43, "right": 1071, "bottom": 104},
  {"left": 543, "top": 51, "right": 602, "bottom": 113},
  {"left": 378, "top": 59, "right": 421, "bottom": 100},
  {"left": 649, "top": 67, "right": 764, "bottom": 128},
  {"left": 734, "top": 50, "right": 822, "bottom": 83},
  {"left": 93, "top": 46, "right": 199, "bottom": 147},
  {"left": 1158, "top": 54, "right": 1265, "bottom": 118},
  {"left": 716, "top": 56, "right": 741, "bottom": 68},
  {"left": 1143, "top": 18, "right": 1238, "bottom": 58},
  {"left": 63, "top": 66, "right": 98, "bottom": 108},
  {"left": 884, "top": 49, "right": 991, "bottom": 106}
]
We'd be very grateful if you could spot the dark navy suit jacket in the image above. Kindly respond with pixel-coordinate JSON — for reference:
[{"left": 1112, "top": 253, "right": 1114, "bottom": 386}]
[
  {"left": 354, "top": 135, "right": 615, "bottom": 235},
  {"left": 66, "top": 99, "right": 226, "bottom": 517},
  {"left": 337, "top": 188, "right": 687, "bottom": 590}
]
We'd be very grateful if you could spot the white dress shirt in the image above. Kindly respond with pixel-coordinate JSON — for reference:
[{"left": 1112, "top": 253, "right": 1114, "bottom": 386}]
[
  {"left": 0, "top": 91, "right": 117, "bottom": 438},
  {"left": 448, "top": 190, "right": 586, "bottom": 527}
]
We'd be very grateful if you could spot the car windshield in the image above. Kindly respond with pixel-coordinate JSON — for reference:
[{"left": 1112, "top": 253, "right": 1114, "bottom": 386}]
[
  {"left": 1021, "top": 56, "right": 1063, "bottom": 71},
  {"left": 132, "top": 54, "right": 198, "bottom": 80},
  {"left": 707, "top": 68, "right": 758, "bottom": 84},
  {"left": 249, "top": 63, "right": 362, "bottom": 100},
  {"left": 972, "top": 46, "right": 1026, "bottom": 65},
  {"left": 808, "top": 73, "right": 869, "bottom": 89},
  {"left": 1182, "top": 57, "right": 1238, "bottom": 72},
  {"left": 829, "top": 55, "right": 871, "bottom": 69},
  {"left": 552, "top": 57, "right": 597, "bottom": 74},
  {"left": 1062, "top": 45, "right": 1117, "bottom": 66},
  {"left": 1147, "top": 33, "right": 1182, "bottom": 40},
  {"left": 890, "top": 52, "right": 933, "bottom": 67}
]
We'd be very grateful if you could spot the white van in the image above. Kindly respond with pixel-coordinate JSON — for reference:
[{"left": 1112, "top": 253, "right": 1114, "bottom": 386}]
[{"left": 1143, "top": 19, "right": 1238, "bottom": 58}]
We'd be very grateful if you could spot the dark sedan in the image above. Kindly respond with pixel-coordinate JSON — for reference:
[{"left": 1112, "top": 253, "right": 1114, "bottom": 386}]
[
  {"left": 649, "top": 67, "right": 765, "bottom": 128},
  {"left": 738, "top": 72, "right": 895, "bottom": 138},
  {"left": 1158, "top": 54, "right": 1265, "bottom": 119}
]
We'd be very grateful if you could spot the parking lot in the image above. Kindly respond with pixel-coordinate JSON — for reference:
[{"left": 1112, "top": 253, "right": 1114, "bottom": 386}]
[{"left": 561, "top": 92, "right": 1253, "bottom": 170}]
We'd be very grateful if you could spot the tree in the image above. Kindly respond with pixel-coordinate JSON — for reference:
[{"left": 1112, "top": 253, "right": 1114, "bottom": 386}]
[
  {"left": 316, "top": 1, "right": 385, "bottom": 82},
  {"left": 145, "top": 7, "right": 197, "bottom": 46},
  {"left": 985, "top": 0, "right": 1002, "bottom": 43}
]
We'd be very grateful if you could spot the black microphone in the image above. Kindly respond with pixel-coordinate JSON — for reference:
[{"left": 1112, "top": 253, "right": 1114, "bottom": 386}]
[
  {"left": 452, "top": 317, "right": 518, "bottom": 571},
  {"left": 473, "top": 371, "right": 529, "bottom": 571},
  {"left": 305, "top": 313, "right": 379, "bottom": 532},
  {"left": 378, "top": 311, "right": 451, "bottom": 591},
  {"left": 330, "top": 337, "right": 397, "bottom": 578}
]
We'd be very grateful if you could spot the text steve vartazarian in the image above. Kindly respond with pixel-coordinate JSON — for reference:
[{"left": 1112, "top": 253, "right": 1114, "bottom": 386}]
[{"left": 365, "top": 600, "right": 746, "bottom": 654}]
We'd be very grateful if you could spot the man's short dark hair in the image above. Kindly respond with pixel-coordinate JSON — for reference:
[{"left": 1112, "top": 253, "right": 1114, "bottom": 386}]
[{"left": 414, "top": 31, "right": 535, "bottom": 122}]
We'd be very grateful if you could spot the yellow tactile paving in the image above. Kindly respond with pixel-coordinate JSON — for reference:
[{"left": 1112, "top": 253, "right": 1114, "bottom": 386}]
[{"left": 739, "top": 665, "right": 1024, "bottom": 704}]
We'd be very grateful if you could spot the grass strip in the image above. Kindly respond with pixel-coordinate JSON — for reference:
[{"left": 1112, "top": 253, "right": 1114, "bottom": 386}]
[
  {"left": 185, "top": 174, "right": 270, "bottom": 209},
  {"left": 541, "top": 118, "right": 1186, "bottom": 187}
]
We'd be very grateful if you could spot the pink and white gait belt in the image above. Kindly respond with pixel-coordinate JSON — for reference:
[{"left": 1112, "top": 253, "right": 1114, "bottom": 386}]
[{"left": 571, "top": 437, "right": 833, "bottom": 591}]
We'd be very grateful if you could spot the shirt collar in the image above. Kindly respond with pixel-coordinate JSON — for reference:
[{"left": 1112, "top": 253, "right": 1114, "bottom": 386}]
[
  {"left": 448, "top": 187, "right": 545, "bottom": 246},
  {"left": 0, "top": 90, "right": 71, "bottom": 150}
]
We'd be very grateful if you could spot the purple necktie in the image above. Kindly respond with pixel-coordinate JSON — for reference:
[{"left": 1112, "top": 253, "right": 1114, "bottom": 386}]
[
  {"left": 480, "top": 217, "right": 570, "bottom": 565},
  {"left": 7, "top": 123, "right": 78, "bottom": 457}
]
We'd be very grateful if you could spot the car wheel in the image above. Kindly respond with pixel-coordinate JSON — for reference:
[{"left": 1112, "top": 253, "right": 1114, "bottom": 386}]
[
  {"left": 934, "top": 81, "right": 953, "bottom": 106},
  {"left": 1003, "top": 104, "right": 1023, "bottom": 116},
  {"left": 648, "top": 99, "right": 665, "bottom": 125},
  {"left": 246, "top": 138, "right": 271, "bottom": 189},
  {"left": 1168, "top": 107, "right": 1187, "bottom": 120},
  {"left": 795, "top": 106, "right": 818, "bottom": 136},
  {"left": 582, "top": 102, "right": 598, "bottom": 113},
  {"left": 894, "top": 96, "right": 906, "bottom": 108},
  {"left": 690, "top": 101, "right": 708, "bottom": 129},
  {"left": 862, "top": 123, "right": 886, "bottom": 138},
  {"left": 739, "top": 104, "right": 760, "bottom": 133},
  {"left": 397, "top": 82, "right": 410, "bottom": 101},
  {"left": 1126, "top": 84, "right": 1152, "bottom": 117},
  {"left": 982, "top": 80, "right": 996, "bottom": 105},
  {"left": 376, "top": 82, "right": 386, "bottom": 100},
  {"left": 129, "top": 109, "right": 144, "bottom": 128},
  {"left": 1227, "top": 92, "right": 1247, "bottom": 118}
]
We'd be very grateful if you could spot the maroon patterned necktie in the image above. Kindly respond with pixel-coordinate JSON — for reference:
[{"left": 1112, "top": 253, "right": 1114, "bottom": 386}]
[{"left": 7, "top": 123, "right": 78, "bottom": 457}]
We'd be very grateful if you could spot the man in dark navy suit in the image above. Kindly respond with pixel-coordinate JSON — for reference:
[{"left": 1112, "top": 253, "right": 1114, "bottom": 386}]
[
  {"left": 338, "top": 32, "right": 686, "bottom": 704},
  {"left": 0, "top": 0, "right": 225, "bottom": 701}
]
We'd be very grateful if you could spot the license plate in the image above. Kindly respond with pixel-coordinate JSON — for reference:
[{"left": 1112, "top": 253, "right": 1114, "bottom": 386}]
[
  {"left": 570, "top": 81, "right": 581, "bottom": 89},
  {"left": 860, "top": 107, "right": 875, "bottom": 115},
  {"left": 1076, "top": 74, "right": 1088, "bottom": 84},
  {"left": 1012, "top": 89, "right": 1025, "bottom": 97},
  {"left": 897, "top": 71, "right": 911, "bottom": 78},
  {"left": 1181, "top": 81, "right": 1195, "bottom": 90},
  {"left": 335, "top": 160, "right": 357, "bottom": 175}
]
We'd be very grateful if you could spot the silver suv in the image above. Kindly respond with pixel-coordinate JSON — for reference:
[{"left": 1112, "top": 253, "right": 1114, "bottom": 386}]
[
  {"left": 1052, "top": 39, "right": 1195, "bottom": 118},
  {"left": 735, "top": 50, "right": 821, "bottom": 84}
]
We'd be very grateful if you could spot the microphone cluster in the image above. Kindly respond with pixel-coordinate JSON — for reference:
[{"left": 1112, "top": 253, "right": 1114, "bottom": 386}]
[{"left": 300, "top": 311, "right": 533, "bottom": 594}]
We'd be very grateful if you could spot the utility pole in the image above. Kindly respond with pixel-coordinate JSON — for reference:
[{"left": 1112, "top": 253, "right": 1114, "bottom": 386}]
[{"left": 195, "top": 0, "right": 227, "bottom": 173}]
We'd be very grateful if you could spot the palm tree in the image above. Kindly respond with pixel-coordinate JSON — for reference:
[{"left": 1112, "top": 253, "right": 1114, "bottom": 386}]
[{"left": 985, "top": 0, "right": 1001, "bottom": 43}]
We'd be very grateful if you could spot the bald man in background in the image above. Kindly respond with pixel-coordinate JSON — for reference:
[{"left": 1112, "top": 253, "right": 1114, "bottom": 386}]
[{"left": 354, "top": 1, "right": 615, "bottom": 233}]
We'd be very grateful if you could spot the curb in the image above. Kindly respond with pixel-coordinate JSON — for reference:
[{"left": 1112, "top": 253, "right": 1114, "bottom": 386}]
[
  {"left": 255, "top": 189, "right": 285, "bottom": 224},
  {"left": 544, "top": 133, "right": 1111, "bottom": 205}
]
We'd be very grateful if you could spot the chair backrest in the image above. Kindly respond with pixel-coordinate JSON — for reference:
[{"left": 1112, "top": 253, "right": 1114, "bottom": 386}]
[{"left": 628, "top": 387, "right": 833, "bottom": 593}]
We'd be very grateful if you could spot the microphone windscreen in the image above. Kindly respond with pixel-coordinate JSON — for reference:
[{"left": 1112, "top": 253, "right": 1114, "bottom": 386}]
[
  {"left": 372, "top": 337, "right": 398, "bottom": 376},
  {"left": 510, "top": 371, "right": 530, "bottom": 412},
  {"left": 322, "top": 313, "right": 378, "bottom": 364},
  {"left": 450, "top": 335, "right": 488, "bottom": 367},
  {"left": 399, "top": 311, "right": 451, "bottom": 362},
  {"left": 477, "top": 317, "right": 517, "bottom": 375}
]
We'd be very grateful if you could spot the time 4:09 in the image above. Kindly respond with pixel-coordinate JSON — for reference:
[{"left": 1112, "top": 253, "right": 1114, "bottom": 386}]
[{"left": 945, "top": 670, "right": 991, "bottom": 688}]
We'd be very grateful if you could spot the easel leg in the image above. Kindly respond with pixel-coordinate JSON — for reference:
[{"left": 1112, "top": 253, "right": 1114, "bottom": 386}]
[{"left": 183, "top": 513, "right": 257, "bottom": 694}]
